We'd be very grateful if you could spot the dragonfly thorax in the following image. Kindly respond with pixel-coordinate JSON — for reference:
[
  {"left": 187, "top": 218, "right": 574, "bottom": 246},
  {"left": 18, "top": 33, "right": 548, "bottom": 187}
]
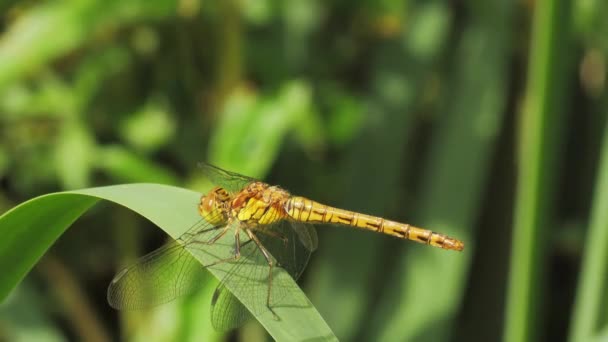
[{"left": 231, "top": 182, "right": 290, "bottom": 225}]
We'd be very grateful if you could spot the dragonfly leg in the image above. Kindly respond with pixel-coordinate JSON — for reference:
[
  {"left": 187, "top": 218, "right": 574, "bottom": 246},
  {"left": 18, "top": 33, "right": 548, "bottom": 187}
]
[
  {"left": 204, "top": 226, "right": 242, "bottom": 268},
  {"left": 188, "top": 225, "right": 229, "bottom": 247},
  {"left": 246, "top": 229, "right": 279, "bottom": 320},
  {"left": 179, "top": 223, "right": 224, "bottom": 242},
  {"left": 204, "top": 225, "right": 231, "bottom": 245}
]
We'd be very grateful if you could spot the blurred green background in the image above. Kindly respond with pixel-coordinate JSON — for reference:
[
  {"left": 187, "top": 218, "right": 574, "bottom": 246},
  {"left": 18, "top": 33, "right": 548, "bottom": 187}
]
[{"left": 1, "top": 0, "right": 607, "bottom": 341}]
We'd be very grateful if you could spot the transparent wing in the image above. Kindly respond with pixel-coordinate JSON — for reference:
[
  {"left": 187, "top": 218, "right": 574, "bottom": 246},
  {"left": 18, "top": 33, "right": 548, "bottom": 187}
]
[
  {"left": 198, "top": 162, "right": 256, "bottom": 194},
  {"left": 107, "top": 240, "right": 205, "bottom": 310},
  {"left": 289, "top": 221, "right": 318, "bottom": 253},
  {"left": 107, "top": 212, "right": 230, "bottom": 310},
  {"left": 210, "top": 284, "right": 251, "bottom": 331},
  {"left": 209, "top": 221, "right": 315, "bottom": 331},
  {"left": 262, "top": 221, "right": 316, "bottom": 279}
]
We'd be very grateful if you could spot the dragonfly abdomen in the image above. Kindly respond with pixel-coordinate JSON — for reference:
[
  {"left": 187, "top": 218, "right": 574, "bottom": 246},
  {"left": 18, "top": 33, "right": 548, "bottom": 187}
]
[{"left": 285, "top": 196, "right": 464, "bottom": 251}]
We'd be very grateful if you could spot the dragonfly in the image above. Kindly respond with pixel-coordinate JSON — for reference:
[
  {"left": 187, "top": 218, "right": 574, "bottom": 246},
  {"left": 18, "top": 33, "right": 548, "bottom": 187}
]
[{"left": 107, "top": 163, "right": 464, "bottom": 330}]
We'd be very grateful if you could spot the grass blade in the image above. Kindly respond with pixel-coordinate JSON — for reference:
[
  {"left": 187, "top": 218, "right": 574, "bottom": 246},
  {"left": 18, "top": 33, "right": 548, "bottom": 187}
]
[
  {"left": 569, "top": 116, "right": 608, "bottom": 341},
  {"left": 504, "top": 1, "right": 572, "bottom": 341}
]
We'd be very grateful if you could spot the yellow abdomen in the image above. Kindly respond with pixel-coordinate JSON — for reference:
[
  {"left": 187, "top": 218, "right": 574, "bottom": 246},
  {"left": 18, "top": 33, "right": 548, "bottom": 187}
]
[{"left": 284, "top": 196, "right": 464, "bottom": 251}]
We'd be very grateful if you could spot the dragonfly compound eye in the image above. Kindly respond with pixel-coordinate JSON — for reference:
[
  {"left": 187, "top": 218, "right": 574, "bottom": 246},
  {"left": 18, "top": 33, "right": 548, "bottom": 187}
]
[{"left": 199, "top": 188, "right": 229, "bottom": 225}]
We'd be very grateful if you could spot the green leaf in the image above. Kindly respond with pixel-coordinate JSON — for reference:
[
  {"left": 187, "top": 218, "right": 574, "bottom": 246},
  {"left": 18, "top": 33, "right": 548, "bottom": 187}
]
[{"left": 0, "top": 184, "right": 336, "bottom": 341}]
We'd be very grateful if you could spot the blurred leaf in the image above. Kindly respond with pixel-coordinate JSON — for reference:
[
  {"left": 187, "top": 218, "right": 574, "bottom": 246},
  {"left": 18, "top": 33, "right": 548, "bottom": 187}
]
[
  {"left": 306, "top": 3, "right": 452, "bottom": 340},
  {"left": 324, "top": 87, "right": 366, "bottom": 147},
  {"left": 73, "top": 47, "right": 132, "bottom": 107},
  {"left": 283, "top": 0, "right": 322, "bottom": 35},
  {"left": 0, "top": 0, "right": 177, "bottom": 90},
  {"left": 54, "top": 122, "right": 95, "bottom": 190},
  {"left": 209, "top": 80, "right": 320, "bottom": 177},
  {"left": 242, "top": 0, "right": 273, "bottom": 25},
  {"left": 368, "top": 2, "right": 513, "bottom": 340},
  {"left": 573, "top": 0, "right": 608, "bottom": 51},
  {"left": 119, "top": 99, "right": 176, "bottom": 153},
  {"left": 177, "top": 277, "right": 224, "bottom": 342},
  {"left": 569, "top": 107, "right": 608, "bottom": 341},
  {"left": 283, "top": 0, "right": 323, "bottom": 66},
  {"left": 125, "top": 288, "right": 223, "bottom": 342},
  {"left": 0, "top": 282, "right": 66, "bottom": 342},
  {"left": 96, "top": 145, "right": 179, "bottom": 184},
  {"left": 0, "top": 145, "right": 8, "bottom": 178},
  {"left": 0, "top": 72, "right": 76, "bottom": 117},
  {"left": 405, "top": 2, "right": 450, "bottom": 61},
  {"left": 505, "top": 1, "right": 573, "bottom": 341},
  {"left": 0, "top": 184, "right": 336, "bottom": 341},
  {"left": 0, "top": 2, "right": 86, "bottom": 90}
]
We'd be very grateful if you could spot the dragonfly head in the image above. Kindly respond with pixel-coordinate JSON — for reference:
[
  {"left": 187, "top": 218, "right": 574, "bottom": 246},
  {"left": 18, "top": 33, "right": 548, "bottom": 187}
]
[{"left": 199, "top": 187, "right": 230, "bottom": 225}]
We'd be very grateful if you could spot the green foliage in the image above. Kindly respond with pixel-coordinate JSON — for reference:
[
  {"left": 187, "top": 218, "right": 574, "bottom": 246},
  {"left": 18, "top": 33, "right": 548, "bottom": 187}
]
[{"left": 0, "top": 0, "right": 607, "bottom": 341}]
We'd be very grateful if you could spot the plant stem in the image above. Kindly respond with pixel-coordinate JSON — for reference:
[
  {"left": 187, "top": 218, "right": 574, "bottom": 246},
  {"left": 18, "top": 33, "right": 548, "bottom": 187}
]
[
  {"left": 504, "top": 0, "right": 571, "bottom": 341},
  {"left": 569, "top": 111, "right": 608, "bottom": 341}
]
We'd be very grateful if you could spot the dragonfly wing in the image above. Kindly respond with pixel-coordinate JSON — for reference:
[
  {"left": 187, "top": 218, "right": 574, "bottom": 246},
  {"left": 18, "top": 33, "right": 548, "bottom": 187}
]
[
  {"left": 289, "top": 221, "right": 318, "bottom": 252},
  {"left": 209, "top": 221, "right": 315, "bottom": 330},
  {"left": 198, "top": 162, "right": 256, "bottom": 194},
  {"left": 261, "top": 221, "right": 315, "bottom": 280},
  {"left": 108, "top": 213, "right": 228, "bottom": 310},
  {"left": 207, "top": 230, "right": 263, "bottom": 331},
  {"left": 210, "top": 284, "right": 253, "bottom": 331},
  {"left": 107, "top": 240, "right": 207, "bottom": 310}
]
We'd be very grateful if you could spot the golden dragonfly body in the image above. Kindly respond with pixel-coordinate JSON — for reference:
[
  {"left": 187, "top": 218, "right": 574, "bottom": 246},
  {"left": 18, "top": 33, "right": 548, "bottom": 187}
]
[{"left": 201, "top": 181, "right": 464, "bottom": 251}]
